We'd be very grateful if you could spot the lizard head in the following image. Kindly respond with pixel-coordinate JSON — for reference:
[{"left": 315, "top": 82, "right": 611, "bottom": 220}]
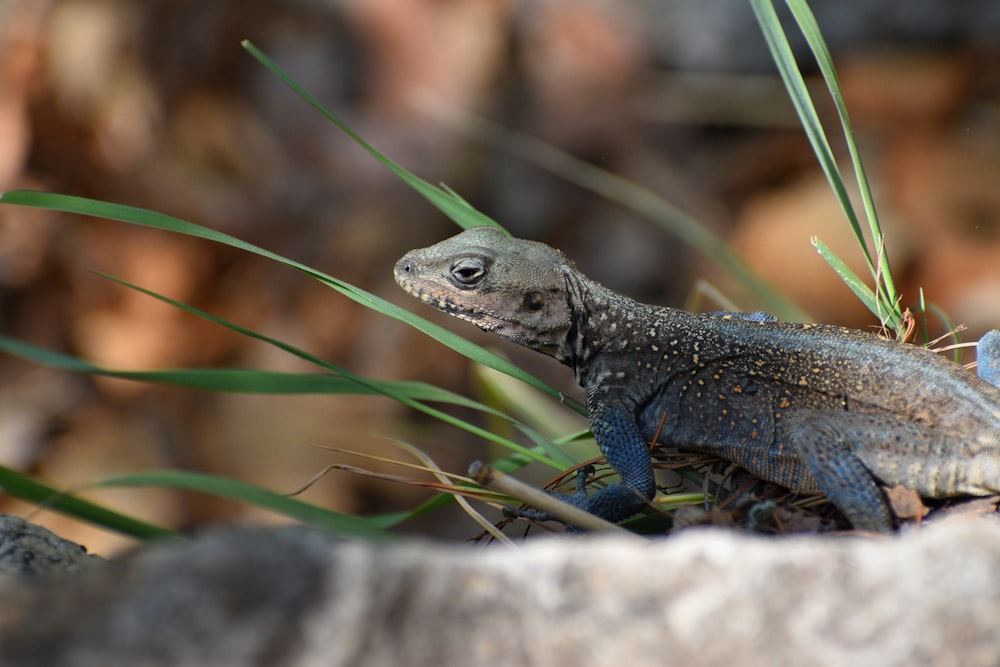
[{"left": 394, "top": 226, "right": 575, "bottom": 358}]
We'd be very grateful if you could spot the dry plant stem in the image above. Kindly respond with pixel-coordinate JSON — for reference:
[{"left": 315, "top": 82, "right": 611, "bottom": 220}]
[
  {"left": 394, "top": 440, "right": 513, "bottom": 545},
  {"left": 468, "top": 462, "right": 641, "bottom": 537}
]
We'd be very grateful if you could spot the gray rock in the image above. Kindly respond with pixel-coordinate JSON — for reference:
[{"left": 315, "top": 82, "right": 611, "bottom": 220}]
[
  {"left": 0, "top": 514, "right": 105, "bottom": 579},
  {"left": 1, "top": 517, "right": 999, "bottom": 666}
]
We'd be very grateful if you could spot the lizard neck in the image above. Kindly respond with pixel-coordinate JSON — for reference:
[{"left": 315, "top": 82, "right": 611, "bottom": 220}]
[{"left": 561, "top": 270, "right": 643, "bottom": 385}]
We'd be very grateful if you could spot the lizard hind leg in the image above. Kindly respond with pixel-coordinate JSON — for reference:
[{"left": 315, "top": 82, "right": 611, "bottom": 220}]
[{"left": 785, "top": 410, "right": 895, "bottom": 534}]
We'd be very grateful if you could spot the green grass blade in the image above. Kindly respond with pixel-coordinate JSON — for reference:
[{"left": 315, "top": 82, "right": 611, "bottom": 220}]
[
  {"left": 367, "top": 493, "right": 456, "bottom": 529},
  {"left": 785, "top": 0, "right": 899, "bottom": 310},
  {"left": 241, "top": 40, "right": 502, "bottom": 234},
  {"left": 429, "top": 106, "right": 811, "bottom": 322},
  {"left": 924, "top": 301, "right": 962, "bottom": 358},
  {"left": 751, "top": 0, "right": 903, "bottom": 333},
  {"left": 474, "top": 363, "right": 587, "bottom": 441},
  {"left": 95, "top": 470, "right": 395, "bottom": 539},
  {"left": 0, "top": 190, "right": 568, "bottom": 405},
  {"left": 0, "top": 326, "right": 576, "bottom": 465},
  {"left": 812, "top": 238, "right": 877, "bottom": 308},
  {"left": 0, "top": 329, "right": 562, "bottom": 533},
  {"left": 0, "top": 190, "right": 580, "bottom": 469},
  {"left": 97, "top": 271, "right": 573, "bottom": 469},
  {"left": 0, "top": 465, "right": 175, "bottom": 540},
  {"left": 750, "top": 1, "right": 864, "bottom": 252},
  {"left": 0, "top": 335, "right": 522, "bottom": 416}
]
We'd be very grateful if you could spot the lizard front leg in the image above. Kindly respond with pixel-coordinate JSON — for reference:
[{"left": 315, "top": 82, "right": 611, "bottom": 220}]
[
  {"left": 580, "top": 403, "right": 659, "bottom": 524},
  {"left": 507, "top": 403, "right": 656, "bottom": 529}
]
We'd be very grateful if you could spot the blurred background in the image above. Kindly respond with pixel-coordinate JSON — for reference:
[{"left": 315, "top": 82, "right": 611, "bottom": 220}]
[{"left": 1, "top": 0, "right": 999, "bottom": 555}]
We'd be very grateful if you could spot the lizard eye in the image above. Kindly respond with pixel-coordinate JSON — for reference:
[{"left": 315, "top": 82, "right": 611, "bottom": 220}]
[{"left": 450, "top": 257, "right": 487, "bottom": 286}]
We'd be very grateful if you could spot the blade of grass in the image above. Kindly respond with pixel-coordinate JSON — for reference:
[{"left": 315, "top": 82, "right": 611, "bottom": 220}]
[
  {"left": 419, "top": 99, "right": 810, "bottom": 322},
  {"left": 751, "top": 1, "right": 862, "bottom": 251},
  {"left": 0, "top": 465, "right": 175, "bottom": 540},
  {"left": 750, "top": 0, "right": 903, "bottom": 333},
  {"left": 0, "top": 191, "right": 593, "bottom": 520},
  {"left": 94, "top": 470, "right": 394, "bottom": 540},
  {"left": 241, "top": 40, "right": 502, "bottom": 234},
  {"left": 784, "top": 0, "right": 899, "bottom": 310},
  {"left": 811, "top": 237, "right": 877, "bottom": 307},
  {"left": 473, "top": 363, "right": 587, "bottom": 441},
  {"left": 92, "top": 271, "right": 576, "bottom": 469},
  {"left": 0, "top": 335, "right": 530, "bottom": 418},
  {"left": 0, "top": 190, "right": 575, "bottom": 410}
]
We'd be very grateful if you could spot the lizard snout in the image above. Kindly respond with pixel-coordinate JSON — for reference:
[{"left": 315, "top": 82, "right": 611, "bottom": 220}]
[{"left": 393, "top": 256, "right": 416, "bottom": 282}]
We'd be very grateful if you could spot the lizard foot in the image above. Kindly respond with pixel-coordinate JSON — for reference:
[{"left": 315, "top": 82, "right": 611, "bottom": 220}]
[
  {"left": 502, "top": 466, "right": 650, "bottom": 530},
  {"left": 502, "top": 466, "right": 595, "bottom": 523}
]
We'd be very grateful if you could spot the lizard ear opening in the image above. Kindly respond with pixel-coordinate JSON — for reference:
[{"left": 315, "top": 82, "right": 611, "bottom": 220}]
[
  {"left": 450, "top": 257, "right": 489, "bottom": 286},
  {"left": 523, "top": 291, "right": 545, "bottom": 311}
]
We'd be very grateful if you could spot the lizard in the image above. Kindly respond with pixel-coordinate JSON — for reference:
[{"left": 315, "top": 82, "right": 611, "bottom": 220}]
[{"left": 394, "top": 225, "right": 1000, "bottom": 533}]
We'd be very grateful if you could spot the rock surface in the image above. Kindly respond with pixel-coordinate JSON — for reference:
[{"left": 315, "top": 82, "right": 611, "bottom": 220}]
[
  {"left": 1, "top": 515, "right": 999, "bottom": 666},
  {"left": 0, "top": 515, "right": 105, "bottom": 580}
]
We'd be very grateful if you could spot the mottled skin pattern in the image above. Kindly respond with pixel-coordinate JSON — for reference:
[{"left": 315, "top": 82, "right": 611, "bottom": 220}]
[{"left": 395, "top": 226, "right": 1000, "bottom": 533}]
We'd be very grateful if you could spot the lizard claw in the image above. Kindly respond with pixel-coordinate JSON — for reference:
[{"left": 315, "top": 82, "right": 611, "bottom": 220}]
[{"left": 574, "top": 465, "right": 596, "bottom": 495}]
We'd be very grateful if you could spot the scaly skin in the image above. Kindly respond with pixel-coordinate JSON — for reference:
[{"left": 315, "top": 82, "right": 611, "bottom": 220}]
[{"left": 395, "top": 226, "right": 1000, "bottom": 533}]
